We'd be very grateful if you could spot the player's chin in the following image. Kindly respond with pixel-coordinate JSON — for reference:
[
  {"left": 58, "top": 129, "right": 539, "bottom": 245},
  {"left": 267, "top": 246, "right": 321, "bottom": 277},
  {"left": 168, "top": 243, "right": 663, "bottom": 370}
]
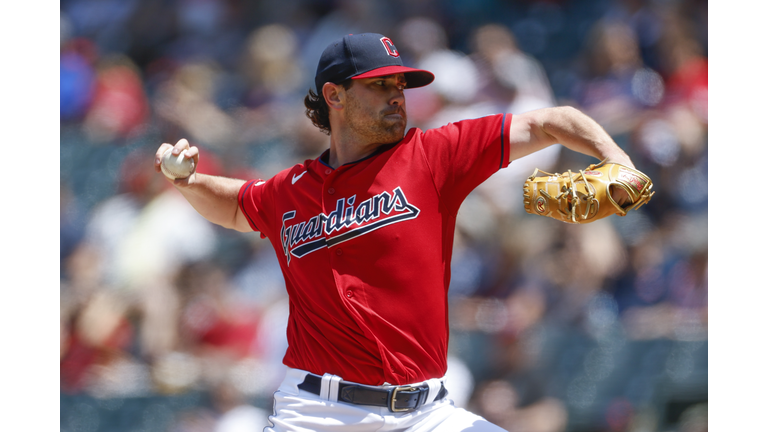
[
  {"left": 382, "top": 124, "right": 406, "bottom": 142},
  {"left": 382, "top": 115, "right": 407, "bottom": 132}
]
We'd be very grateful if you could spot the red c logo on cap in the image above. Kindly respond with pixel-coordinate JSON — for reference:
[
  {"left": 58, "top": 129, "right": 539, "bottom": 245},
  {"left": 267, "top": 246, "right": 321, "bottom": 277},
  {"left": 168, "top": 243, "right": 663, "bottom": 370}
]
[{"left": 380, "top": 37, "right": 400, "bottom": 58}]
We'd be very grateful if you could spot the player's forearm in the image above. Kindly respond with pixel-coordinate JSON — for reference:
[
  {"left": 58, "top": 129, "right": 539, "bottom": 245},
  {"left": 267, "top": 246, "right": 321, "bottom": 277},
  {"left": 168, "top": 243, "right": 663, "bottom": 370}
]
[
  {"left": 175, "top": 173, "right": 250, "bottom": 231},
  {"left": 541, "top": 106, "right": 633, "bottom": 167}
]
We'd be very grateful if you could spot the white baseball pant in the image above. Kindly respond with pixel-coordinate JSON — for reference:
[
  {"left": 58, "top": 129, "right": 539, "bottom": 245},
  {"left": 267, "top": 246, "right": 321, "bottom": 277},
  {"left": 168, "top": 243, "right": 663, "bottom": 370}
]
[{"left": 264, "top": 368, "right": 507, "bottom": 432}]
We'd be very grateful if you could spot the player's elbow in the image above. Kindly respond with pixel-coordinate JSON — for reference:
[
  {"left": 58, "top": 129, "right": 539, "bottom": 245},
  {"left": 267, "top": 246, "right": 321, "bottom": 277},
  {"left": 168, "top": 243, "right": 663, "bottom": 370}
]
[
  {"left": 227, "top": 209, "right": 253, "bottom": 233},
  {"left": 230, "top": 223, "right": 253, "bottom": 233}
]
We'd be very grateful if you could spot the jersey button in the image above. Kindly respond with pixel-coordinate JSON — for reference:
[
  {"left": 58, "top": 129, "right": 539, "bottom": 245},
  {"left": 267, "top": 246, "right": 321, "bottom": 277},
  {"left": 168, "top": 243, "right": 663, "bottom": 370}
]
[
  {"left": 335, "top": 249, "right": 343, "bottom": 256},
  {"left": 346, "top": 290, "right": 353, "bottom": 298},
  {"left": 325, "top": 169, "right": 332, "bottom": 175},
  {"left": 328, "top": 188, "right": 335, "bottom": 195}
]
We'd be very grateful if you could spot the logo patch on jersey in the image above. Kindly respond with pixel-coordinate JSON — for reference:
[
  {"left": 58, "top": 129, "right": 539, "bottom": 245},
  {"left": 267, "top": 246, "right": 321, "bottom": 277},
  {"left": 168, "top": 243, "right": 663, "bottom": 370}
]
[
  {"left": 280, "top": 186, "right": 419, "bottom": 264},
  {"left": 292, "top": 171, "right": 307, "bottom": 184},
  {"left": 380, "top": 37, "right": 400, "bottom": 57}
]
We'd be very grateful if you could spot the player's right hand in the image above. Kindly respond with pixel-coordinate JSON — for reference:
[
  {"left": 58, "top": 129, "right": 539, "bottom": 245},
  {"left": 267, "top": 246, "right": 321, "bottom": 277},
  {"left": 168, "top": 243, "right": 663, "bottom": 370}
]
[{"left": 154, "top": 138, "right": 200, "bottom": 186}]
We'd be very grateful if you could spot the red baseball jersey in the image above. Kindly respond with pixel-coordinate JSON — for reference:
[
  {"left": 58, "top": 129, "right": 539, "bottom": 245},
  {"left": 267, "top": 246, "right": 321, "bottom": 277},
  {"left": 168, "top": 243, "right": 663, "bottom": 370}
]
[{"left": 238, "top": 113, "right": 512, "bottom": 386}]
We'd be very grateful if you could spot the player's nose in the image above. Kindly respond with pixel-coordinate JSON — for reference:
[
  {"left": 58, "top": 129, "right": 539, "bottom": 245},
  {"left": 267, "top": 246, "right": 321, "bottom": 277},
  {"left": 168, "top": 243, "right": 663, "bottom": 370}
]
[{"left": 389, "top": 88, "right": 405, "bottom": 106}]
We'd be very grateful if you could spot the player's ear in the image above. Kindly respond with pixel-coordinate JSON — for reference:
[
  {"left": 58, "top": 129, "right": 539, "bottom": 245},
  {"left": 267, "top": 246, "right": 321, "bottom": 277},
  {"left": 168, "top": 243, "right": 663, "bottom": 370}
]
[{"left": 322, "top": 82, "right": 345, "bottom": 111}]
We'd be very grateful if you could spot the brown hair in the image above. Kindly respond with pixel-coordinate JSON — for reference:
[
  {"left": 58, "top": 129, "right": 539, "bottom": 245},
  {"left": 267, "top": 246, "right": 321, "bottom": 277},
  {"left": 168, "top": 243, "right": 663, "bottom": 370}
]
[{"left": 304, "top": 80, "right": 352, "bottom": 135}]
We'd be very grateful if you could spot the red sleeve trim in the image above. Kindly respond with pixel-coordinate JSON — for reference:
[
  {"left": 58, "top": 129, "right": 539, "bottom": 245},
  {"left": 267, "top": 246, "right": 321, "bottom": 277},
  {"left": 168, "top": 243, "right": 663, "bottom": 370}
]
[
  {"left": 238, "top": 180, "right": 261, "bottom": 232},
  {"left": 500, "top": 113, "right": 512, "bottom": 170}
]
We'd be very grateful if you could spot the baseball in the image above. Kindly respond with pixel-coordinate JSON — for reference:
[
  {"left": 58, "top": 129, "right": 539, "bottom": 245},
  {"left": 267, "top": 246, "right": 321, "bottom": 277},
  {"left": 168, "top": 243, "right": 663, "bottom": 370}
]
[{"left": 161, "top": 148, "right": 195, "bottom": 180}]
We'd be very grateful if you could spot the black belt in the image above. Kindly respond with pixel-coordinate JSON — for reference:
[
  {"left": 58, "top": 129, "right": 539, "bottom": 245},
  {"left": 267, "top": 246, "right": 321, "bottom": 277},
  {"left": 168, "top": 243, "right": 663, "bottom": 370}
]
[{"left": 297, "top": 373, "right": 448, "bottom": 413}]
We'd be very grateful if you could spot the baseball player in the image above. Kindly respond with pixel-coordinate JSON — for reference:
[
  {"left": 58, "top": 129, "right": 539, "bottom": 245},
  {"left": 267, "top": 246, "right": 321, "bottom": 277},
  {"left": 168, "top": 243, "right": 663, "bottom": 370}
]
[{"left": 154, "top": 33, "right": 637, "bottom": 431}]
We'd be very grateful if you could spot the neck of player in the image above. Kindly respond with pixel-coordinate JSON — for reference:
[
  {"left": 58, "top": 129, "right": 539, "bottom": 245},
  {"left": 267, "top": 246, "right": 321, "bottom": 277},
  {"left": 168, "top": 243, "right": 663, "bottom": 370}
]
[{"left": 327, "top": 132, "right": 385, "bottom": 168}]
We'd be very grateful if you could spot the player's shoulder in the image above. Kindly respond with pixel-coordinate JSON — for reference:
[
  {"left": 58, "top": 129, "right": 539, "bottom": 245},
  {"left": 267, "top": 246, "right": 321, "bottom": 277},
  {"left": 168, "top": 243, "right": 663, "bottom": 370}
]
[
  {"left": 431, "top": 113, "right": 509, "bottom": 130},
  {"left": 261, "top": 157, "right": 324, "bottom": 190},
  {"left": 269, "top": 162, "right": 309, "bottom": 182},
  {"left": 278, "top": 162, "right": 310, "bottom": 177},
  {"left": 418, "top": 113, "right": 511, "bottom": 141}
]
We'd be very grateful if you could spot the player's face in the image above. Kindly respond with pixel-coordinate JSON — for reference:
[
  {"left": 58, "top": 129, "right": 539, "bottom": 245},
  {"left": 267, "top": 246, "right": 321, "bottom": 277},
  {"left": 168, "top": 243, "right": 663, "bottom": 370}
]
[{"left": 343, "top": 74, "right": 408, "bottom": 145}]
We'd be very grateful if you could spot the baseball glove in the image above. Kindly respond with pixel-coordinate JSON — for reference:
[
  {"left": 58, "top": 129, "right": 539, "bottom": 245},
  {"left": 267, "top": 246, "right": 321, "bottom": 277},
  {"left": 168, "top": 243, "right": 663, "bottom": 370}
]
[{"left": 523, "top": 159, "right": 654, "bottom": 224}]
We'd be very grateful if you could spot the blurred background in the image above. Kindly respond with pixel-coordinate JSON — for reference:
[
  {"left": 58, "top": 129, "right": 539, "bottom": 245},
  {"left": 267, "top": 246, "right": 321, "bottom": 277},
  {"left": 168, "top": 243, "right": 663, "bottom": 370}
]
[{"left": 59, "top": 0, "right": 707, "bottom": 431}]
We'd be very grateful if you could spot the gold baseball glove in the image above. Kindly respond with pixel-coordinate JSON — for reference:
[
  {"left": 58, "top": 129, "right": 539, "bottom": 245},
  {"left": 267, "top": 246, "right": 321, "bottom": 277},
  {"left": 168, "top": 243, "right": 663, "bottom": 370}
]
[{"left": 523, "top": 159, "right": 655, "bottom": 224}]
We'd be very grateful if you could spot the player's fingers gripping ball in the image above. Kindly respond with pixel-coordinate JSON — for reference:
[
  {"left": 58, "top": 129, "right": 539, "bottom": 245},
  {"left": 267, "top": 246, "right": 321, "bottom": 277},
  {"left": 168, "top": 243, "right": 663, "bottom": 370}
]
[
  {"left": 523, "top": 159, "right": 655, "bottom": 224},
  {"left": 161, "top": 148, "right": 195, "bottom": 180}
]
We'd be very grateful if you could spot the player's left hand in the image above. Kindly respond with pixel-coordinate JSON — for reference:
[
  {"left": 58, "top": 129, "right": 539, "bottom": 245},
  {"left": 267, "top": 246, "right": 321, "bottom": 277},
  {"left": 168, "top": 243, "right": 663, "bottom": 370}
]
[
  {"left": 523, "top": 159, "right": 655, "bottom": 224},
  {"left": 610, "top": 187, "right": 631, "bottom": 207}
]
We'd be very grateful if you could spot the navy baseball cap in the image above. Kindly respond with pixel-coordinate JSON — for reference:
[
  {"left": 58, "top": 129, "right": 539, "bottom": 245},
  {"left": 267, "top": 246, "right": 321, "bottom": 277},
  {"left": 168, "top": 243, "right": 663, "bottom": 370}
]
[{"left": 314, "top": 33, "right": 435, "bottom": 93}]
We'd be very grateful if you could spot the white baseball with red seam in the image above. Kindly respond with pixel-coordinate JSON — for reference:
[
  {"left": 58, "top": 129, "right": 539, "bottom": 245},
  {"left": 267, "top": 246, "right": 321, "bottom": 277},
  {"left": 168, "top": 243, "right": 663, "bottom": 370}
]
[{"left": 161, "top": 148, "right": 195, "bottom": 180}]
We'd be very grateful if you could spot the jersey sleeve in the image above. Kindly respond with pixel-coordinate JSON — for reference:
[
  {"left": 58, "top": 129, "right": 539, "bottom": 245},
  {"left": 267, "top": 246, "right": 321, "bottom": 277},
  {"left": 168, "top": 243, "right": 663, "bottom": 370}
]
[
  {"left": 418, "top": 113, "right": 512, "bottom": 212},
  {"left": 238, "top": 179, "right": 272, "bottom": 239}
]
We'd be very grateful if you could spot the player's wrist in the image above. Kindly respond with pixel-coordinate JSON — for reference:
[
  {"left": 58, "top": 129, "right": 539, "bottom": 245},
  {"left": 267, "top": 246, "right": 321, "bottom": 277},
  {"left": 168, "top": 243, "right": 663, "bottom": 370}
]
[
  {"left": 603, "top": 153, "right": 634, "bottom": 169},
  {"left": 171, "top": 171, "right": 197, "bottom": 187}
]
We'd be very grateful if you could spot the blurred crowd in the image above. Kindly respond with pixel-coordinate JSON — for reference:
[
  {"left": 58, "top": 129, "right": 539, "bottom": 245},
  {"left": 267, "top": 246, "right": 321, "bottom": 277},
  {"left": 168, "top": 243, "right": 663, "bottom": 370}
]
[{"left": 60, "top": 0, "right": 707, "bottom": 431}]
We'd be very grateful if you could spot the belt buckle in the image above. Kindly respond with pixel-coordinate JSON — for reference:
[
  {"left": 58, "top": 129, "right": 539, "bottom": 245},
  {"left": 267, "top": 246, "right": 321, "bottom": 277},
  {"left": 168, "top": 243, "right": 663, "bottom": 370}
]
[{"left": 388, "top": 385, "right": 419, "bottom": 413}]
